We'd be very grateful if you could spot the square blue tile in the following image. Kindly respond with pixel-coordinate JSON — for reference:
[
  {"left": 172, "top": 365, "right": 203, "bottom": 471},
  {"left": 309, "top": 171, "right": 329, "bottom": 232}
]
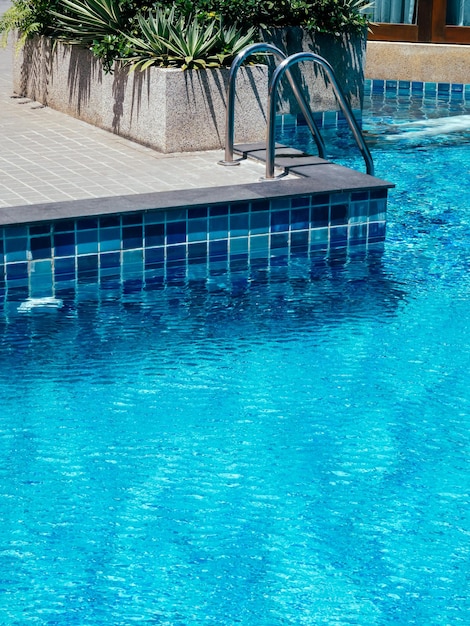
[
  {"left": 230, "top": 202, "right": 249, "bottom": 215},
  {"left": 250, "top": 211, "right": 269, "bottom": 234},
  {"left": 123, "top": 225, "right": 143, "bottom": 250},
  {"left": 5, "top": 237, "right": 28, "bottom": 263},
  {"left": 145, "top": 247, "right": 165, "bottom": 267},
  {"left": 54, "top": 257, "right": 76, "bottom": 280},
  {"left": 271, "top": 210, "right": 289, "bottom": 233},
  {"left": 230, "top": 213, "right": 249, "bottom": 237},
  {"left": 31, "top": 236, "right": 52, "bottom": 260},
  {"left": 209, "top": 239, "right": 228, "bottom": 260},
  {"left": 230, "top": 237, "right": 248, "bottom": 256},
  {"left": 291, "top": 208, "right": 309, "bottom": 230},
  {"left": 145, "top": 223, "right": 165, "bottom": 247},
  {"left": 188, "top": 242, "right": 207, "bottom": 264},
  {"left": 167, "top": 221, "right": 186, "bottom": 244},
  {"left": 250, "top": 235, "right": 269, "bottom": 257}
]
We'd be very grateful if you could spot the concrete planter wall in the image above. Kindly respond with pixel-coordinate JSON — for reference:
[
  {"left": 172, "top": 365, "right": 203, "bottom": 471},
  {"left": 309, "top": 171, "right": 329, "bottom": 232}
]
[
  {"left": 261, "top": 28, "right": 366, "bottom": 114},
  {"left": 13, "top": 37, "right": 269, "bottom": 153},
  {"left": 13, "top": 31, "right": 365, "bottom": 152}
]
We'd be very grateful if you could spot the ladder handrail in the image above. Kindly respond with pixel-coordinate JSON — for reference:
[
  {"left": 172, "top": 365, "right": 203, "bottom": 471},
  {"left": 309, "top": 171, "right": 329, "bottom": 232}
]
[
  {"left": 266, "top": 51, "right": 374, "bottom": 179},
  {"left": 219, "top": 43, "right": 326, "bottom": 165}
]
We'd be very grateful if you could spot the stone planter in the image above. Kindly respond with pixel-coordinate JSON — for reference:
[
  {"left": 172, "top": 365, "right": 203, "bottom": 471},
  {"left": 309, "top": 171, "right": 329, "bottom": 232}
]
[
  {"left": 13, "top": 37, "right": 269, "bottom": 153},
  {"left": 261, "top": 27, "right": 366, "bottom": 114}
]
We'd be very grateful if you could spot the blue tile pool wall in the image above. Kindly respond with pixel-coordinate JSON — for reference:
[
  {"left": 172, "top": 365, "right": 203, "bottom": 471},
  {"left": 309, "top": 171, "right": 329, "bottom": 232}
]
[
  {"left": 278, "top": 109, "right": 363, "bottom": 134},
  {"left": 278, "top": 80, "right": 470, "bottom": 134},
  {"left": 0, "top": 190, "right": 387, "bottom": 298},
  {"left": 364, "top": 79, "right": 470, "bottom": 116}
]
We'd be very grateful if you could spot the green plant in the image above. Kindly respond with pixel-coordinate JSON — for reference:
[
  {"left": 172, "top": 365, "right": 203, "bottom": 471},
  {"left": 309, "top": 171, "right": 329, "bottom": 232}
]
[
  {"left": 123, "top": 7, "right": 256, "bottom": 71},
  {"left": 0, "top": 0, "right": 61, "bottom": 48},
  {"left": 212, "top": 22, "right": 257, "bottom": 65},
  {"left": 49, "top": 0, "right": 130, "bottom": 44},
  {"left": 1, "top": 0, "right": 371, "bottom": 72}
]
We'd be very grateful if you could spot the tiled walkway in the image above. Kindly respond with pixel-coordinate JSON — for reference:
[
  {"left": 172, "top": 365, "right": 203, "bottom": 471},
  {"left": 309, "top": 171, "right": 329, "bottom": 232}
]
[{"left": 0, "top": 15, "right": 269, "bottom": 211}]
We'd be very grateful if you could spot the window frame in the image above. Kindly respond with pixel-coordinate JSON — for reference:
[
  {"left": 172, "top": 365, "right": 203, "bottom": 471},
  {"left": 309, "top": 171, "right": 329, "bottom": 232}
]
[{"left": 368, "top": 0, "right": 470, "bottom": 44}]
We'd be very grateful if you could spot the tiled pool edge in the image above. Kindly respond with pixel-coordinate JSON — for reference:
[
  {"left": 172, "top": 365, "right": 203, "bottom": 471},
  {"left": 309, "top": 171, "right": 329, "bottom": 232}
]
[{"left": 0, "top": 170, "right": 391, "bottom": 298}]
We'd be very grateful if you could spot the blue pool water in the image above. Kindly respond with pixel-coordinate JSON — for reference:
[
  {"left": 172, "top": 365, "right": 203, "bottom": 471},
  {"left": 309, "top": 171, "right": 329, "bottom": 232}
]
[{"left": 1, "top": 94, "right": 470, "bottom": 624}]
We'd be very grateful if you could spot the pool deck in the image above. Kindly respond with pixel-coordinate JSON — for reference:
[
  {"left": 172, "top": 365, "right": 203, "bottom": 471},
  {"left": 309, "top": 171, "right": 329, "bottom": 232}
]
[{"left": 0, "top": 25, "right": 391, "bottom": 228}]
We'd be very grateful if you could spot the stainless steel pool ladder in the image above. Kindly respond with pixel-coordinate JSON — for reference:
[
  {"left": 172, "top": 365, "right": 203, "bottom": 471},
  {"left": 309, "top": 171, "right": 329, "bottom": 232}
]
[
  {"left": 219, "top": 45, "right": 374, "bottom": 178},
  {"left": 218, "top": 42, "right": 327, "bottom": 166}
]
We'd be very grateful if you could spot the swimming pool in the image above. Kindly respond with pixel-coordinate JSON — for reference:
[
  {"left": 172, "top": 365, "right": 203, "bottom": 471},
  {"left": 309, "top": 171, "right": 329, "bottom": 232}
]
[{"left": 1, "top": 84, "right": 469, "bottom": 624}]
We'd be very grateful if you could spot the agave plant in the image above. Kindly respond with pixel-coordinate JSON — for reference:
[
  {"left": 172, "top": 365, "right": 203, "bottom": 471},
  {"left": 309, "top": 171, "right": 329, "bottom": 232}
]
[
  {"left": 49, "top": 0, "right": 129, "bottom": 44},
  {"left": 123, "top": 8, "right": 255, "bottom": 71},
  {"left": 123, "top": 7, "right": 179, "bottom": 71},
  {"left": 210, "top": 22, "right": 257, "bottom": 67},
  {"left": 124, "top": 8, "right": 220, "bottom": 71}
]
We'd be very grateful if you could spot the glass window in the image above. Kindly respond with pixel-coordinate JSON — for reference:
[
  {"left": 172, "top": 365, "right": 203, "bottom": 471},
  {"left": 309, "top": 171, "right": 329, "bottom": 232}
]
[
  {"left": 369, "top": 0, "right": 417, "bottom": 24},
  {"left": 447, "top": 0, "right": 470, "bottom": 25}
]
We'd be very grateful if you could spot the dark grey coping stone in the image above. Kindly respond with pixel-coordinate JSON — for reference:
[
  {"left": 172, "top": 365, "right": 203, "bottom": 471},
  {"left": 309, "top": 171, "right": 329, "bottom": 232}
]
[{"left": 0, "top": 165, "right": 393, "bottom": 227}]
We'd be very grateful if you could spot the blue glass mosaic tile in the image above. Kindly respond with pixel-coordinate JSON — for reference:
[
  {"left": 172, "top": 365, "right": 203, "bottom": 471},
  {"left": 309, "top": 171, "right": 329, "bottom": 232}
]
[
  {"left": 251, "top": 200, "right": 270, "bottom": 212},
  {"left": 122, "top": 250, "right": 143, "bottom": 274},
  {"left": 188, "top": 242, "right": 207, "bottom": 264},
  {"left": 55, "top": 257, "right": 76, "bottom": 280},
  {"left": 209, "top": 216, "right": 228, "bottom": 240},
  {"left": 6, "top": 262, "right": 28, "bottom": 282},
  {"left": 145, "top": 223, "right": 164, "bottom": 247},
  {"left": 55, "top": 220, "right": 75, "bottom": 233},
  {"left": 100, "top": 228, "right": 121, "bottom": 252},
  {"left": 291, "top": 208, "right": 309, "bottom": 230},
  {"left": 368, "top": 222, "right": 387, "bottom": 242},
  {"left": 330, "top": 226, "right": 348, "bottom": 248},
  {"left": 271, "top": 210, "right": 289, "bottom": 233},
  {"left": 311, "top": 205, "right": 329, "bottom": 227},
  {"left": 230, "top": 237, "right": 248, "bottom": 256},
  {"left": 188, "top": 219, "right": 207, "bottom": 243},
  {"left": 31, "top": 236, "right": 52, "bottom": 260},
  {"left": 250, "top": 235, "right": 269, "bottom": 257},
  {"left": 100, "top": 252, "right": 121, "bottom": 269},
  {"left": 30, "top": 224, "right": 51, "bottom": 236},
  {"left": 77, "top": 218, "right": 98, "bottom": 230},
  {"left": 167, "top": 244, "right": 186, "bottom": 265},
  {"left": 30, "top": 260, "right": 53, "bottom": 297},
  {"left": 123, "top": 225, "right": 143, "bottom": 250},
  {"left": 209, "top": 239, "right": 228, "bottom": 260},
  {"left": 292, "top": 196, "right": 310, "bottom": 209},
  {"left": 330, "top": 204, "right": 348, "bottom": 226},
  {"left": 145, "top": 247, "right": 165, "bottom": 268},
  {"left": 291, "top": 230, "right": 309, "bottom": 250},
  {"left": 54, "top": 232, "right": 75, "bottom": 257},
  {"left": 77, "top": 254, "right": 98, "bottom": 279},
  {"left": 122, "top": 213, "right": 143, "bottom": 226},
  {"left": 189, "top": 207, "right": 208, "bottom": 219},
  {"left": 230, "top": 213, "right": 249, "bottom": 237},
  {"left": 271, "top": 233, "right": 289, "bottom": 250},
  {"left": 165, "top": 208, "right": 186, "bottom": 222},
  {"left": 250, "top": 212, "right": 270, "bottom": 234},
  {"left": 209, "top": 204, "right": 228, "bottom": 217},
  {"left": 0, "top": 187, "right": 388, "bottom": 295},
  {"left": 100, "top": 215, "right": 120, "bottom": 228},
  {"left": 312, "top": 194, "right": 330, "bottom": 206},
  {"left": 310, "top": 228, "right": 328, "bottom": 250},
  {"left": 77, "top": 229, "right": 98, "bottom": 245},
  {"left": 352, "top": 191, "right": 369, "bottom": 202},
  {"left": 230, "top": 202, "right": 249, "bottom": 214},
  {"left": 350, "top": 223, "right": 368, "bottom": 243},
  {"left": 5, "top": 237, "right": 28, "bottom": 263},
  {"left": 7, "top": 226, "right": 28, "bottom": 238},
  {"left": 167, "top": 221, "right": 186, "bottom": 244}
]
